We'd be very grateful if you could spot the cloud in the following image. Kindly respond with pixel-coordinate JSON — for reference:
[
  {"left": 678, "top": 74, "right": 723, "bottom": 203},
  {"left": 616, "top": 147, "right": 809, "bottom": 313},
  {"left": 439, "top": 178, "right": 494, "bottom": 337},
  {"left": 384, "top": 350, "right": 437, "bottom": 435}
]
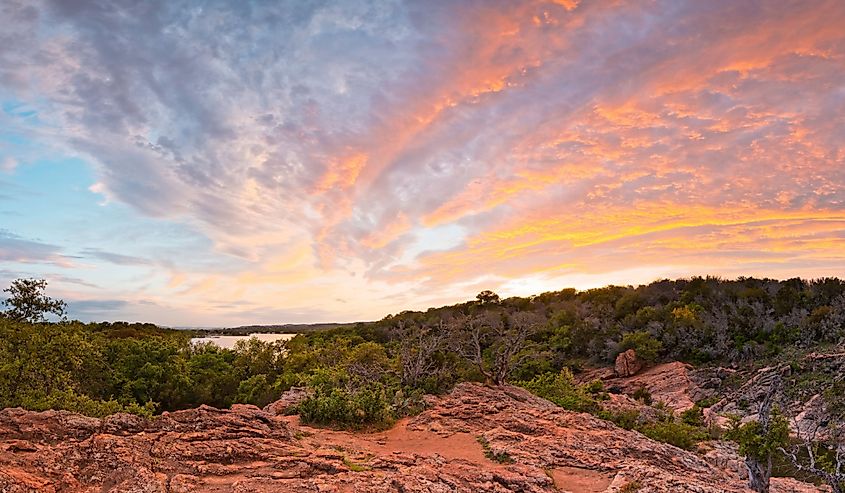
[
  {"left": 81, "top": 248, "right": 152, "bottom": 266},
  {"left": 0, "top": 157, "right": 17, "bottom": 173},
  {"left": 1, "top": 0, "right": 844, "bottom": 324},
  {"left": 0, "top": 230, "right": 66, "bottom": 264}
]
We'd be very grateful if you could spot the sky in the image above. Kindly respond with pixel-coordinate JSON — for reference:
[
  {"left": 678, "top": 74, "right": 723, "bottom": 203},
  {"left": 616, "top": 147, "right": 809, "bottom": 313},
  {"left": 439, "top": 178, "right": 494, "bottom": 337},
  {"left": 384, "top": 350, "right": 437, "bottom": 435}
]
[{"left": 0, "top": 0, "right": 844, "bottom": 326}]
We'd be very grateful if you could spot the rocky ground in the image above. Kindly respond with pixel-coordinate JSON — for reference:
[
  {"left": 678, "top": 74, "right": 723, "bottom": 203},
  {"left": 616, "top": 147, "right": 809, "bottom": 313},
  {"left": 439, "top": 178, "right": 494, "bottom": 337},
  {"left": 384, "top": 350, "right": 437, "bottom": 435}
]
[{"left": 0, "top": 378, "right": 827, "bottom": 493}]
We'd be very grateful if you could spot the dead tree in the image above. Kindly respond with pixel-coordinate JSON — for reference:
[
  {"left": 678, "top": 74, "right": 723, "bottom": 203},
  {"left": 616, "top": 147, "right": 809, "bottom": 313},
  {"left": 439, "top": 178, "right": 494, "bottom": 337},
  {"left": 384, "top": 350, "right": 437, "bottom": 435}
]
[
  {"left": 781, "top": 418, "right": 845, "bottom": 493},
  {"left": 449, "top": 311, "right": 541, "bottom": 385},
  {"left": 400, "top": 321, "right": 446, "bottom": 388}
]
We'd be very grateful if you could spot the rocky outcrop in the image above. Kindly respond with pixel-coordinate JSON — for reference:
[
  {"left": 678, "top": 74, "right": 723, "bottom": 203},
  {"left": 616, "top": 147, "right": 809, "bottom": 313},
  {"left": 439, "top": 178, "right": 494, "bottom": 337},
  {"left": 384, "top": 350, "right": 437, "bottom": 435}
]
[
  {"left": 262, "top": 386, "right": 310, "bottom": 415},
  {"left": 614, "top": 349, "right": 642, "bottom": 377},
  {"left": 0, "top": 383, "right": 826, "bottom": 492},
  {"left": 603, "top": 361, "right": 701, "bottom": 413}
]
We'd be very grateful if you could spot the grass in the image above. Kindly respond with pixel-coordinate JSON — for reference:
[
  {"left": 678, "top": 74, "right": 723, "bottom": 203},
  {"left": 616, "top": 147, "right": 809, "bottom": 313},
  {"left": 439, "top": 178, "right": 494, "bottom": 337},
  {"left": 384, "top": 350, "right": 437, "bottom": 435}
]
[
  {"left": 477, "top": 436, "right": 515, "bottom": 464},
  {"left": 343, "top": 457, "right": 371, "bottom": 472}
]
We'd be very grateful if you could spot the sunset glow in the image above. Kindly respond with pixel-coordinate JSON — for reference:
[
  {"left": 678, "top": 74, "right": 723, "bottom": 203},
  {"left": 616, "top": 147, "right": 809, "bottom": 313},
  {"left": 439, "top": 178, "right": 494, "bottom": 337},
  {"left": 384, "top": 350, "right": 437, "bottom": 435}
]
[{"left": 1, "top": 0, "right": 843, "bottom": 325}]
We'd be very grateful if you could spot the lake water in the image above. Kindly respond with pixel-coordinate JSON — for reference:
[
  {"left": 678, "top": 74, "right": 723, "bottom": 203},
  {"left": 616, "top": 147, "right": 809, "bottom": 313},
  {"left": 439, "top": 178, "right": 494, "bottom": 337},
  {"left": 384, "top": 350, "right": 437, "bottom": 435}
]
[{"left": 190, "top": 333, "right": 297, "bottom": 349}]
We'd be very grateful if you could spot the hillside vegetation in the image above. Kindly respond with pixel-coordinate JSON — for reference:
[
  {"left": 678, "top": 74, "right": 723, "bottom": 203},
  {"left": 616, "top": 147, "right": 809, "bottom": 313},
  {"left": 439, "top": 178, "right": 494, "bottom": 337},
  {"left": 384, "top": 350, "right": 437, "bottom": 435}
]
[{"left": 2, "top": 276, "right": 844, "bottom": 420}]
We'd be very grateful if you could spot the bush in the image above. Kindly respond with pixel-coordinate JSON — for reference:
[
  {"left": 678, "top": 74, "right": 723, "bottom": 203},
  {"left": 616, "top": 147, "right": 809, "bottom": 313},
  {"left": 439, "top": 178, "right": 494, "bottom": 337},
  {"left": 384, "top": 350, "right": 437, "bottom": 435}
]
[
  {"left": 724, "top": 411, "right": 789, "bottom": 461},
  {"left": 597, "top": 409, "right": 640, "bottom": 430},
  {"left": 632, "top": 386, "right": 652, "bottom": 405},
  {"left": 477, "top": 436, "right": 514, "bottom": 464},
  {"left": 517, "top": 370, "right": 599, "bottom": 413},
  {"left": 618, "top": 331, "right": 663, "bottom": 363},
  {"left": 297, "top": 384, "right": 393, "bottom": 429},
  {"left": 680, "top": 405, "right": 704, "bottom": 427},
  {"left": 235, "top": 374, "right": 278, "bottom": 407},
  {"left": 21, "top": 389, "right": 155, "bottom": 418},
  {"left": 639, "top": 421, "right": 708, "bottom": 450}
]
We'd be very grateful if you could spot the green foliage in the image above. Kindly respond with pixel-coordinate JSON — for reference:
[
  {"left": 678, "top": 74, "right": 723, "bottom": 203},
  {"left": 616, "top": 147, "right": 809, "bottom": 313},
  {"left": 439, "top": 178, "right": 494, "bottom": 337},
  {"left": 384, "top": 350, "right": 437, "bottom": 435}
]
[
  {"left": 297, "top": 384, "right": 393, "bottom": 429},
  {"left": 343, "top": 457, "right": 371, "bottom": 472},
  {"left": 585, "top": 379, "right": 605, "bottom": 395},
  {"left": 21, "top": 389, "right": 155, "bottom": 418},
  {"left": 2, "top": 278, "right": 66, "bottom": 323},
  {"left": 695, "top": 396, "right": 720, "bottom": 408},
  {"left": 725, "top": 412, "right": 790, "bottom": 461},
  {"left": 597, "top": 409, "right": 640, "bottom": 430},
  {"left": 477, "top": 436, "right": 514, "bottom": 464},
  {"left": 632, "top": 386, "right": 652, "bottom": 405},
  {"left": 235, "top": 374, "right": 277, "bottom": 407},
  {"left": 639, "top": 421, "right": 708, "bottom": 450},
  {"left": 680, "top": 405, "right": 705, "bottom": 427},
  {"left": 516, "top": 370, "right": 599, "bottom": 413},
  {"left": 618, "top": 331, "right": 663, "bottom": 363}
]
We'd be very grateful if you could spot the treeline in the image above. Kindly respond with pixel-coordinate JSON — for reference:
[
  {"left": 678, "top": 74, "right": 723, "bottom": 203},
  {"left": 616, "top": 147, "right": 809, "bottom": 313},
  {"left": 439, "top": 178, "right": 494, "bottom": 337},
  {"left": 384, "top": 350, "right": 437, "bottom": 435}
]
[
  {"left": 1, "top": 276, "right": 844, "bottom": 426},
  {"left": 0, "top": 319, "right": 286, "bottom": 416}
]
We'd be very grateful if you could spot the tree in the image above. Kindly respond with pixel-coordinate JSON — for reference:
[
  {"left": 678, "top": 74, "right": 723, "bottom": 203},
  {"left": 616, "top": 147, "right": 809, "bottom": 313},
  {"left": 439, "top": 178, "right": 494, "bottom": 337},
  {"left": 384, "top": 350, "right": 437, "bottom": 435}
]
[
  {"left": 725, "top": 377, "right": 789, "bottom": 493},
  {"left": 2, "top": 278, "right": 67, "bottom": 323},
  {"left": 450, "top": 311, "right": 541, "bottom": 385},
  {"left": 781, "top": 414, "right": 845, "bottom": 492},
  {"left": 475, "top": 290, "right": 500, "bottom": 305},
  {"left": 618, "top": 331, "right": 663, "bottom": 363},
  {"left": 399, "top": 321, "right": 446, "bottom": 389}
]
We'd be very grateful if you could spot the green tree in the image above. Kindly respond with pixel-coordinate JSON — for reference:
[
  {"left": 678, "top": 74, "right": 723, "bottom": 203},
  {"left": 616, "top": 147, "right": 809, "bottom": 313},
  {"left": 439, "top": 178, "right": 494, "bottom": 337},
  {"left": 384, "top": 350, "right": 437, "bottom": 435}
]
[
  {"left": 475, "top": 290, "right": 501, "bottom": 305},
  {"left": 2, "top": 278, "right": 67, "bottom": 323},
  {"left": 618, "top": 331, "right": 663, "bottom": 363},
  {"left": 725, "top": 383, "right": 789, "bottom": 493}
]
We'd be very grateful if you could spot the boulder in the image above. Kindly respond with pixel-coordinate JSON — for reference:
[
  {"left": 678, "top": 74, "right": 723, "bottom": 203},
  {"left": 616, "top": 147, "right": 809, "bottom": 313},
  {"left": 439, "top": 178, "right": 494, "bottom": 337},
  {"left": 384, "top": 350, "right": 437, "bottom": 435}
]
[
  {"left": 614, "top": 349, "right": 643, "bottom": 377},
  {"left": 263, "top": 386, "right": 311, "bottom": 415}
]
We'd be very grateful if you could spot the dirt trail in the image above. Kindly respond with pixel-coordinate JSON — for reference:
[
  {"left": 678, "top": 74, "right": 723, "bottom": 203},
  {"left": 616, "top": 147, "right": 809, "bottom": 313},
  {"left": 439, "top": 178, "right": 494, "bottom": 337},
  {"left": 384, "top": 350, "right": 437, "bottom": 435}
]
[{"left": 289, "top": 416, "right": 491, "bottom": 464}]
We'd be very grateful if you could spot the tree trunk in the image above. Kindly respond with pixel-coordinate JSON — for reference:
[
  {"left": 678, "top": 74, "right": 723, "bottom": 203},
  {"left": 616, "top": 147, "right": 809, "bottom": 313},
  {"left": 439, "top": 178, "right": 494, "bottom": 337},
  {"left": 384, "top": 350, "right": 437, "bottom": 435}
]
[{"left": 745, "top": 457, "right": 770, "bottom": 493}]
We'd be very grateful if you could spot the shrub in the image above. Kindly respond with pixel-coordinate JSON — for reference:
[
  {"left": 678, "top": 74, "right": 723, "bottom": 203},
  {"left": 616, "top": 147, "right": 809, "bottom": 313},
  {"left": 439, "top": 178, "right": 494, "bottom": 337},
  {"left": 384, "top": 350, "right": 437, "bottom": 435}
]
[
  {"left": 585, "top": 379, "right": 605, "bottom": 394},
  {"left": 618, "top": 331, "right": 663, "bottom": 363},
  {"left": 639, "top": 421, "right": 708, "bottom": 450},
  {"left": 680, "top": 405, "right": 704, "bottom": 427},
  {"left": 597, "top": 409, "right": 640, "bottom": 430},
  {"left": 724, "top": 411, "right": 789, "bottom": 462},
  {"left": 297, "top": 384, "right": 393, "bottom": 429},
  {"left": 235, "top": 374, "right": 278, "bottom": 407},
  {"left": 632, "top": 386, "right": 652, "bottom": 405},
  {"left": 477, "top": 436, "right": 514, "bottom": 464},
  {"left": 21, "top": 389, "right": 155, "bottom": 418},
  {"left": 517, "top": 370, "right": 599, "bottom": 413}
]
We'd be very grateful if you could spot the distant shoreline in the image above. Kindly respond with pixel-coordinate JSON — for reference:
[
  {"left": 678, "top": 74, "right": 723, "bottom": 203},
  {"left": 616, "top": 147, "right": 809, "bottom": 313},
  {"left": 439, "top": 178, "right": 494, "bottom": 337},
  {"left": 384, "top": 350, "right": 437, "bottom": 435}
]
[{"left": 186, "top": 322, "right": 360, "bottom": 336}]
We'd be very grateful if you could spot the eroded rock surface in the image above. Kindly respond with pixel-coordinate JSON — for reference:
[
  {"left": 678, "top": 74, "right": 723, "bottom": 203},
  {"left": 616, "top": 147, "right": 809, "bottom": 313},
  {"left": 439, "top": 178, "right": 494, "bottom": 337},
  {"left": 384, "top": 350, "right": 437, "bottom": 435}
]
[{"left": 0, "top": 383, "right": 826, "bottom": 493}]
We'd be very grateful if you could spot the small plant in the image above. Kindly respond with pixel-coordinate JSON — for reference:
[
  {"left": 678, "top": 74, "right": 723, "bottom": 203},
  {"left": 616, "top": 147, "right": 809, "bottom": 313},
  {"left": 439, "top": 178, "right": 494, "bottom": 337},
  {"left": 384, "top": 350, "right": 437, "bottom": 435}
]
[
  {"left": 681, "top": 405, "right": 704, "bottom": 427},
  {"left": 297, "top": 384, "right": 394, "bottom": 429},
  {"left": 585, "top": 379, "right": 605, "bottom": 394},
  {"left": 620, "top": 480, "right": 642, "bottom": 492},
  {"left": 516, "top": 370, "right": 600, "bottom": 413},
  {"left": 597, "top": 409, "right": 641, "bottom": 430},
  {"left": 640, "top": 421, "right": 708, "bottom": 451},
  {"left": 343, "top": 457, "right": 370, "bottom": 472},
  {"left": 632, "top": 386, "right": 652, "bottom": 405},
  {"left": 695, "top": 396, "right": 720, "bottom": 408},
  {"left": 477, "top": 436, "right": 515, "bottom": 464}
]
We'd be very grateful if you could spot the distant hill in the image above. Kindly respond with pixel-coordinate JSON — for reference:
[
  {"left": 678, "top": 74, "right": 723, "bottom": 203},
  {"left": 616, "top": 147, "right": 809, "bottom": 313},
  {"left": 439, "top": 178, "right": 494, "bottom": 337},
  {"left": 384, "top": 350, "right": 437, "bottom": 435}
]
[{"left": 192, "top": 322, "right": 360, "bottom": 336}]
